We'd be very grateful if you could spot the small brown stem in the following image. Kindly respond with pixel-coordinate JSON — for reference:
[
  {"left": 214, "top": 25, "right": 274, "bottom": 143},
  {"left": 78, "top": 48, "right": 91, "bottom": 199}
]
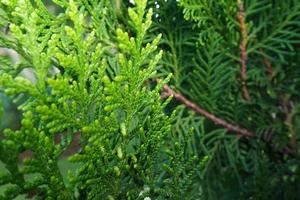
[
  {"left": 280, "top": 96, "right": 296, "bottom": 150},
  {"left": 261, "top": 55, "right": 296, "bottom": 154},
  {"left": 263, "top": 58, "right": 274, "bottom": 79},
  {"left": 238, "top": 0, "right": 251, "bottom": 101},
  {"left": 162, "top": 84, "right": 255, "bottom": 137}
]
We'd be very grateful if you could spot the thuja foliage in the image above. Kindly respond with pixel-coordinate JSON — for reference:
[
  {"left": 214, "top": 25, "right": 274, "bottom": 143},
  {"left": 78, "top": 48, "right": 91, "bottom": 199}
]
[
  {"left": 0, "top": 0, "right": 300, "bottom": 199},
  {"left": 0, "top": 0, "right": 206, "bottom": 199},
  {"left": 148, "top": 0, "right": 300, "bottom": 199}
]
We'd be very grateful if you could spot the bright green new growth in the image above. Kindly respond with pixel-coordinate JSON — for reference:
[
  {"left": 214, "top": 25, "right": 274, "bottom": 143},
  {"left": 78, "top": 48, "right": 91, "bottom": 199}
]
[{"left": 0, "top": 0, "right": 207, "bottom": 199}]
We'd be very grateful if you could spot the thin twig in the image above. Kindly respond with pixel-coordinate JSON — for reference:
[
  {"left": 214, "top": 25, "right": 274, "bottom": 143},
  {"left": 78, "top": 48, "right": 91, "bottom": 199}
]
[
  {"left": 238, "top": 0, "right": 251, "bottom": 101},
  {"left": 162, "top": 84, "right": 255, "bottom": 137},
  {"left": 262, "top": 56, "right": 275, "bottom": 80}
]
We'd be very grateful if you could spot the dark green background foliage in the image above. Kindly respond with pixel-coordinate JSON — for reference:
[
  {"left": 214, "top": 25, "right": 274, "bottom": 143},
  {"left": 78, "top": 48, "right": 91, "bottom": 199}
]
[{"left": 0, "top": 0, "right": 300, "bottom": 199}]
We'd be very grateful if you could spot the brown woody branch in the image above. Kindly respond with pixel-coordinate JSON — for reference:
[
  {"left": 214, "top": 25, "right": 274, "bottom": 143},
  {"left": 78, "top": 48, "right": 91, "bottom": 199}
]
[
  {"left": 238, "top": 0, "right": 251, "bottom": 101},
  {"left": 162, "top": 84, "right": 295, "bottom": 155},
  {"left": 162, "top": 84, "right": 255, "bottom": 137}
]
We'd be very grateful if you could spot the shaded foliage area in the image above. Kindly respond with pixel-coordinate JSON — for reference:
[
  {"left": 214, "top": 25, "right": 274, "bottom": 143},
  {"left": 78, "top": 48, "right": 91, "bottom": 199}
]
[{"left": 149, "top": 0, "right": 300, "bottom": 199}]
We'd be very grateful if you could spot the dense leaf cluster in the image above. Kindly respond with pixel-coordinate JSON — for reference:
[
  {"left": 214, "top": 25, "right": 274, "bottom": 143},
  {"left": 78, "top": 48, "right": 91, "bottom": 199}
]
[
  {"left": 0, "top": 0, "right": 300, "bottom": 199},
  {"left": 150, "top": 0, "right": 300, "bottom": 199},
  {"left": 0, "top": 0, "right": 206, "bottom": 199}
]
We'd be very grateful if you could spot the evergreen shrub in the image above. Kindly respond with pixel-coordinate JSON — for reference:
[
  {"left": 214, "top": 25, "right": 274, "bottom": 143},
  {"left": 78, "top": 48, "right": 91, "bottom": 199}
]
[{"left": 0, "top": 0, "right": 300, "bottom": 199}]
